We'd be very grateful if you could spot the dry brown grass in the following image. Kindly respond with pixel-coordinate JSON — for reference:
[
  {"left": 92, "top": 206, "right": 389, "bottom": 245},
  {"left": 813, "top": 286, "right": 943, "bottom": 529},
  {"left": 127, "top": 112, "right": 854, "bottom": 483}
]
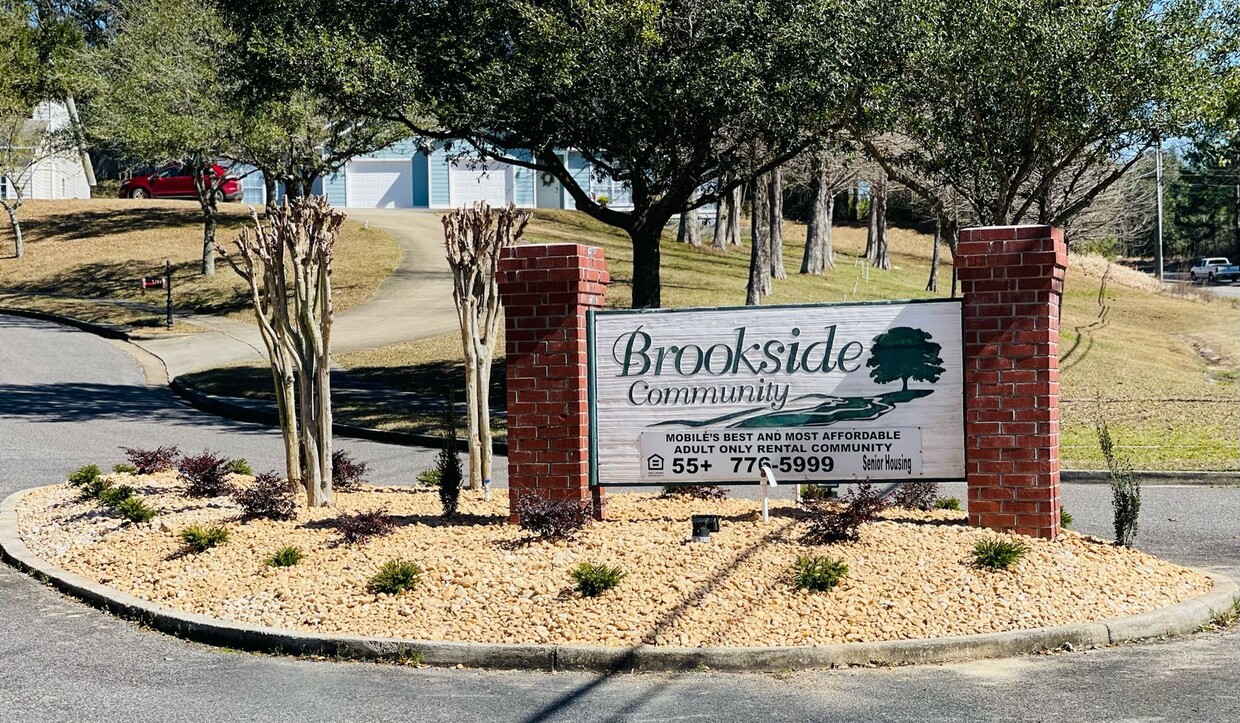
[{"left": 0, "top": 199, "right": 401, "bottom": 330}]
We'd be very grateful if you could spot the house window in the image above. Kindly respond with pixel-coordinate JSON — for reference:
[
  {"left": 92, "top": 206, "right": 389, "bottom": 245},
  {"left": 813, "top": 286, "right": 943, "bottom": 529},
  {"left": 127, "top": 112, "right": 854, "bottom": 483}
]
[{"left": 0, "top": 175, "right": 8, "bottom": 199}]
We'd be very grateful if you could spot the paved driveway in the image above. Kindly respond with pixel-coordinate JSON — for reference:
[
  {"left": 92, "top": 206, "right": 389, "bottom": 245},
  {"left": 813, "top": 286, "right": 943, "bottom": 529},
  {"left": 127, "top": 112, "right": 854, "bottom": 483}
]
[{"left": 1, "top": 316, "right": 1238, "bottom": 722}]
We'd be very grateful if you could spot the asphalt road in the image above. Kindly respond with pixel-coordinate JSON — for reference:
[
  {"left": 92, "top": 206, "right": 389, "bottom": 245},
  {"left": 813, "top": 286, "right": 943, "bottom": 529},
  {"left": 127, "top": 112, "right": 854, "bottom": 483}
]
[{"left": 1, "top": 315, "right": 1239, "bottom": 723}]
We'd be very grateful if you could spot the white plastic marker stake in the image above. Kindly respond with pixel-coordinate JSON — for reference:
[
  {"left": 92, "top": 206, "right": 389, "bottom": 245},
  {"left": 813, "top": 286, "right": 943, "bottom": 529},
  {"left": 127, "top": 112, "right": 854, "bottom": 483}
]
[
  {"left": 483, "top": 478, "right": 491, "bottom": 502},
  {"left": 760, "top": 465, "right": 778, "bottom": 522}
]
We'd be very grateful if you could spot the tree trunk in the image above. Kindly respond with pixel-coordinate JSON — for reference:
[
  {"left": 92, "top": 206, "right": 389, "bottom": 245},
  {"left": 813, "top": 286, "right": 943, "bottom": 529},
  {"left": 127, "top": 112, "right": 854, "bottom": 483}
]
[
  {"left": 202, "top": 209, "right": 217, "bottom": 275},
  {"left": 629, "top": 222, "right": 663, "bottom": 309},
  {"left": 728, "top": 185, "right": 743, "bottom": 246},
  {"left": 769, "top": 168, "right": 786, "bottom": 280},
  {"left": 475, "top": 353, "right": 493, "bottom": 488},
  {"left": 870, "top": 174, "right": 891, "bottom": 270},
  {"left": 927, "top": 218, "right": 941, "bottom": 292},
  {"left": 3, "top": 203, "right": 21, "bottom": 258},
  {"left": 685, "top": 206, "right": 702, "bottom": 248},
  {"left": 848, "top": 181, "right": 859, "bottom": 222},
  {"left": 713, "top": 187, "right": 730, "bottom": 250},
  {"left": 677, "top": 211, "right": 688, "bottom": 244},
  {"left": 801, "top": 157, "right": 834, "bottom": 275},
  {"left": 746, "top": 173, "right": 771, "bottom": 305},
  {"left": 263, "top": 174, "right": 278, "bottom": 208}
]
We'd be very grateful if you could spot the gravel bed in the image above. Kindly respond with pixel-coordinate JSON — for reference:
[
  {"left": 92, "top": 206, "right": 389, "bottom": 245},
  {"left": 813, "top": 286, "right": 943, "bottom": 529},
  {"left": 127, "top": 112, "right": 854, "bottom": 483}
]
[{"left": 16, "top": 474, "right": 1210, "bottom": 648}]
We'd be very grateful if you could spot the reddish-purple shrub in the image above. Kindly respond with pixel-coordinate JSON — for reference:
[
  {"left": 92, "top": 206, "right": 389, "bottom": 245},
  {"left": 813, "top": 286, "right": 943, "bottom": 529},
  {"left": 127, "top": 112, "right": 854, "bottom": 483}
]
[
  {"left": 514, "top": 494, "right": 594, "bottom": 541},
  {"left": 801, "top": 481, "right": 888, "bottom": 544},
  {"left": 178, "top": 450, "right": 231, "bottom": 498},
  {"left": 331, "top": 449, "right": 369, "bottom": 492},
  {"left": 334, "top": 508, "right": 397, "bottom": 544},
  {"left": 232, "top": 471, "right": 298, "bottom": 521},
  {"left": 891, "top": 481, "right": 939, "bottom": 512},
  {"left": 660, "top": 484, "right": 728, "bottom": 501},
  {"left": 120, "top": 445, "right": 180, "bottom": 475}
]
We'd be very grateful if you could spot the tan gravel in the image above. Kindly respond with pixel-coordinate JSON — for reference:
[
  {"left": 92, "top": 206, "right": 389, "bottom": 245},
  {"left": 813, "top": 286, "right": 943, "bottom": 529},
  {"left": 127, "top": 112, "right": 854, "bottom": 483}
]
[{"left": 16, "top": 474, "right": 1210, "bottom": 648}]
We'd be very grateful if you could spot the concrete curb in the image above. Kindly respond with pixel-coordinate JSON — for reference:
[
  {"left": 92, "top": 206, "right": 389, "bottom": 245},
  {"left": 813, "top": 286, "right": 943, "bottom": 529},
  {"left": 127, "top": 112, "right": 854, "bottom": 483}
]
[
  {"left": 4, "top": 485, "right": 1236, "bottom": 673},
  {"left": 170, "top": 377, "right": 509, "bottom": 455},
  {"left": 1061, "top": 470, "right": 1238, "bottom": 485}
]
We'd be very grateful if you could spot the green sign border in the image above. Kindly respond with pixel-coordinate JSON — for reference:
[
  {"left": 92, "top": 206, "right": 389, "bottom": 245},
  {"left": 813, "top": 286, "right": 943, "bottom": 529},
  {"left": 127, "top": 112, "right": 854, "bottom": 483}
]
[{"left": 587, "top": 297, "right": 967, "bottom": 488}]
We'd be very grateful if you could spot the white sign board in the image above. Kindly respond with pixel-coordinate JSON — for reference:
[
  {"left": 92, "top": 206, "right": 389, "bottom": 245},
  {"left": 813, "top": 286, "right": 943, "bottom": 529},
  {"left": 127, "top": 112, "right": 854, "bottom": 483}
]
[{"left": 588, "top": 300, "right": 965, "bottom": 486}]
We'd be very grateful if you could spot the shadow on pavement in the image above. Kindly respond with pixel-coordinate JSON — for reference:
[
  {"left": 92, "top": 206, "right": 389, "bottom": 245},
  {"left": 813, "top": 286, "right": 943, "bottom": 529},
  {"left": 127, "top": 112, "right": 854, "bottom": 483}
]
[{"left": 0, "top": 381, "right": 270, "bottom": 432}]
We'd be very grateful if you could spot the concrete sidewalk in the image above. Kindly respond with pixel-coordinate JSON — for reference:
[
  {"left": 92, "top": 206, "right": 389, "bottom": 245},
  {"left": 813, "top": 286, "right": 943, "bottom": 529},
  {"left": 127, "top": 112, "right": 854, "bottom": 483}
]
[{"left": 133, "top": 209, "right": 458, "bottom": 380}]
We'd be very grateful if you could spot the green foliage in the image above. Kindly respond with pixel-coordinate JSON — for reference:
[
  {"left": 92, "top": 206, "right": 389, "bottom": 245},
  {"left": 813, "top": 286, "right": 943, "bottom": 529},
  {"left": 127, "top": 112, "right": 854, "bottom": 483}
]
[
  {"left": 226, "top": 458, "right": 253, "bottom": 476},
  {"left": 1097, "top": 416, "right": 1141, "bottom": 547},
  {"left": 570, "top": 562, "right": 627, "bottom": 598},
  {"left": 112, "top": 463, "right": 138, "bottom": 474},
  {"left": 368, "top": 560, "right": 422, "bottom": 595},
  {"left": 972, "top": 537, "right": 1029, "bottom": 571},
  {"left": 266, "top": 546, "right": 304, "bottom": 568},
  {"left": 82, "top": 476, "right": 113, "bottom": 500},
  {"left": 416, "top": 468, "right": 441, "bottom": 487},
  {"left": 436, "top": 391, "right": 463, "bottom": 517},
  {"left": 115, "top": 497, "right": 157, "bottom": 523},
  {"left": 180, "top": 524, "right": 230, "bottom": 552},
  {"left": 791, "top": 554, "right": 848, "bottom": 592},
  {"left": 1060, "top": 506, "right": 1074, "bottom": 529},
  {"left": 67, "top": 464, "right": 101, "bottom": 487},
  {"left": 98, "top": 484, "right": 134, "bottom": 506},
  {"left": 935, "top": 497, "right": 962, "bottom": 511}
]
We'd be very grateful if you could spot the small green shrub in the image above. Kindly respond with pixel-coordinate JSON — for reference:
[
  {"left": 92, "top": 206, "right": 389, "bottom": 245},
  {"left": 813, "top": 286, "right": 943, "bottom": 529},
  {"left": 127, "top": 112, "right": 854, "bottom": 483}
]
[
  {"left": 972, "top": 537, "right": 1029, "bottom": 571},
  {"left": 68, "top": 464, "right": 101, "bottom": 487},
  {"left": 1098, "top": 417, "right": 1141, "bottom": 547},
  {"left": 570, "top": 562, "right": 627, "bottom": 597},
  {"left": 226, "top": 458, "right": 253, "bottom": 476},
  {"left": 112, "top": 463, "right": 137, "bottom": 474},
  {"left": 1060, "top": 506, "right": 1074, "bottom": 529},
  {"left": 266, "top": 546, "right": 304, "bottom": 568},
  {"left": 180, "top": 524, "right": 230, "bottom": 553},
  {"left": 792, "top": 554, "right": 849, "bottom": 592},
  {"left": 416, "top": 468, "right": 441, "bottom": 487},
  {"left": 935, "top": 497, "right": 962, "bottom": 511},
  {"left": 98, "top": 484, "right": 135, "bottom": 507},
  {"left": 115, "top": 497, "right": 157, "bottom": 523},
  {"left": 368, "top": 560, "right": 422, "bottom": 595},
  {"left": 82, "top": 477, "right": 113, "bottom": 500},
  {"left": 436, "top": 391, "right": 463, "bottom": 517}
]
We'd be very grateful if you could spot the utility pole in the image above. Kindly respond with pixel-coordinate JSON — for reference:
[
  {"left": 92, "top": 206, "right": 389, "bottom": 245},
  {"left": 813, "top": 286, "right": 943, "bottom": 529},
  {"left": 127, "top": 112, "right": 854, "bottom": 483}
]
[{"left": 1155, "top": 140, "right": 1165, "bottom": 282}]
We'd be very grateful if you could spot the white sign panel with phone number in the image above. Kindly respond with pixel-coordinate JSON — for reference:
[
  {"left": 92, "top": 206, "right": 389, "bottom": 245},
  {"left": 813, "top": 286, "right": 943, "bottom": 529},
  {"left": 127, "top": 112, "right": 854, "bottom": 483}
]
[{"left": 588, "top": 300, "right": 964, "bottom": 486}]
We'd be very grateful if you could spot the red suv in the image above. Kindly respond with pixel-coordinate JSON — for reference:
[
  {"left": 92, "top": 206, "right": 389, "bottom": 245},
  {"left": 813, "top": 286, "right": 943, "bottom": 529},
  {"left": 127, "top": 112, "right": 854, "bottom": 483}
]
[{"left": 119, "top": 163, "right": 244, "bottom": 202}]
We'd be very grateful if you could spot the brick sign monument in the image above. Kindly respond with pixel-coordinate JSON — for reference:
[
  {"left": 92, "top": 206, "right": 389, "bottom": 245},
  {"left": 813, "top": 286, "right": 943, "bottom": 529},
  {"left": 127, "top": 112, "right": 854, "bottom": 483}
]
[{"left": 498, "top": 225, "right": 1067, "bottom": 539}]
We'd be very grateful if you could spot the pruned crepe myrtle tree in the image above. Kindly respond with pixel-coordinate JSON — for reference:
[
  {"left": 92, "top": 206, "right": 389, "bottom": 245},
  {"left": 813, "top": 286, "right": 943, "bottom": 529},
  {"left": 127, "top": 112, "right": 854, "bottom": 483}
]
[
  {"left": 850, "top": 0, "right": 1228, "bottom": 249},
  {"left": 220, "top": 198, "right": 342, "bottom": 507},
  {"left": 442, "top": 202, "right": 529, "bottom": 494},
  {"left": 223, "top": 0, "right": 907, "bottom": 308}
]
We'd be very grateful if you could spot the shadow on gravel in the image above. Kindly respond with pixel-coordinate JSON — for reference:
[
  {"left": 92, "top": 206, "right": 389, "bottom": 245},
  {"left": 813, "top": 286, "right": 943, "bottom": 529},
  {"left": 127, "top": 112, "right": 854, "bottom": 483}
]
[{"left": 0, "top": 381, "right": 270, "bottom": 433}]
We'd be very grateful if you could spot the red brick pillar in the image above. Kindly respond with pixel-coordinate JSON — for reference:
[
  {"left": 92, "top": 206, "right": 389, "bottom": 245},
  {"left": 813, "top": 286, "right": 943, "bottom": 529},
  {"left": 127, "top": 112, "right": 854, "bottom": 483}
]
[
  {"left": 497, "top": 243, "right": 609, "bottom": 523},
  {"left": 955, "top": 226, "right": 1067, "bottom": 539}
]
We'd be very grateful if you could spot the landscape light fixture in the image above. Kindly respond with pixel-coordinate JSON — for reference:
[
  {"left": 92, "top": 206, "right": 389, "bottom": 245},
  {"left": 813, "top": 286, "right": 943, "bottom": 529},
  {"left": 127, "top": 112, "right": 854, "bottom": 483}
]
[{"left": 691, "top": 514, "right": 720, "bottom": 543}]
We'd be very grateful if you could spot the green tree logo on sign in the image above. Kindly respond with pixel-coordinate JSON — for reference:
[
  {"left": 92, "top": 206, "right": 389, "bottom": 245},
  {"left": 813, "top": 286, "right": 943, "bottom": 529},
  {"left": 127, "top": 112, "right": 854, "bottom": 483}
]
[{"left": 866, "top": 327, "right": 945, "bottom": 392}]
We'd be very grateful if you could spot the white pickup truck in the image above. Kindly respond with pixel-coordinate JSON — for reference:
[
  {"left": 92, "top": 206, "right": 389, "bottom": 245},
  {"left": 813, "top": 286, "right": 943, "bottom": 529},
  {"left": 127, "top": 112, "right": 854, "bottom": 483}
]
[{"left": 1189, "top": 257, "right": 1240, "bottom": 284}]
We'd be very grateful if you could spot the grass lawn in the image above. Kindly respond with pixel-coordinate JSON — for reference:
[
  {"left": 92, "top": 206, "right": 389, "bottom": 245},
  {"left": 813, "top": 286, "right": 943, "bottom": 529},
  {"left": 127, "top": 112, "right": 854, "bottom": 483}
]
[
  {"left": 0, "top": 199, "right": 401, "bottom": 332},
  {"left": 182, "top": 209, "right": 1237, "bottom": 471}
]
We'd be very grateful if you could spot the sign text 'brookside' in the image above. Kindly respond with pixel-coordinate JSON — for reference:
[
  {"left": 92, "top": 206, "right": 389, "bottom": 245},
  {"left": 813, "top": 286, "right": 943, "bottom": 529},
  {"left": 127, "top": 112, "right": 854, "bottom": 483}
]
[{"left": 612, "top": 324, "right": 865, "bottom": 410}]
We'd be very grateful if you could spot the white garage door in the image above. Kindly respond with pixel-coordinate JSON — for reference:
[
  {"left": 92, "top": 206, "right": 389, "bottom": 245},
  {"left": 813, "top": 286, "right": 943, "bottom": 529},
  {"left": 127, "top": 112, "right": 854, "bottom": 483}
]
[
  {"left": 450, "top": 160, "right": 513, "bottom": 207},
  {"left": 347, "top": 160, "right": 413, "bottom": 208}
]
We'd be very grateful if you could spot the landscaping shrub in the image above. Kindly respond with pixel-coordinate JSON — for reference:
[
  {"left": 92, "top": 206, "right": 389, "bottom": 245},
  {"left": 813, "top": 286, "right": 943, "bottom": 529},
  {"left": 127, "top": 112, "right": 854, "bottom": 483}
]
[
  {"left": 972, "top": 537, "right": 1029, "bottom": 570},
  {"left": 416, "top": 468, "right": 441, "bottom": 487},
  {"left": 891, "top": 481, "right": 938, "bottom": 511},
  {"left": 266, "top": 546, "right": 304, "bottom": 568},
  {"left": 115, "top": 497, "right": 157, "bottom": 523},
  {"left": 514, "top": 493, "right": 593, "bottom": 541},
  {"left": 331, "top": 449, "right": 368, "bottom": 492},
  {"left": 935, "top": 497, "right": 962, "bottom": 511},
  {"left": 226, "top": 458, "right": 253, "bottom": 476},
  {"left": 67, "top": 464, "right": 101, "bottom": 488},
  {"left": 1060, "top": 506, "right": 1074, "bottom": 529},
  {"left": 121, "top": 445, "right": 180, "bottom": 474},
  {"left": 368, "top": 560, "right": 422, "bottom": 595},
  {"left": 570, "top": 562, "right": 626, "bottom": 597},
  {"left": 436, "top": 391, "right": 463, "bottom": 517},
  {"left": 82, "top": 477, "right": 113, "bottom": 500},
  {"left": 180, "top": 524, "right": 230, "bottom": 552},
  {"left": 791, "top": 554, "right": 849, "bottom": 592},
  {"left": 179, "top": 450, "right": 232, "bottom": 498},
  {"left": 112, "top": 463, "right": 137, "bottom": 474},
  {"left": 334, "top": 508, "right": 397, "bottom": 544},
  {"left": 1097, "top": 417, "right": 1141, "bottom": 547},
  {"left": 801, "top": 481, "right": 887, "bottom": 544},
  {"left": 98, "top": 484, "right": 134, "bottom": 507},
  {"left": 232, "top": 471, "right": 297, "bottom": 521},
  {"left": 660, "top": 484, "right": 728, "bottom": 501},
  {"left": 800, "top": 484, "right": 837, "bottom": 501}
]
